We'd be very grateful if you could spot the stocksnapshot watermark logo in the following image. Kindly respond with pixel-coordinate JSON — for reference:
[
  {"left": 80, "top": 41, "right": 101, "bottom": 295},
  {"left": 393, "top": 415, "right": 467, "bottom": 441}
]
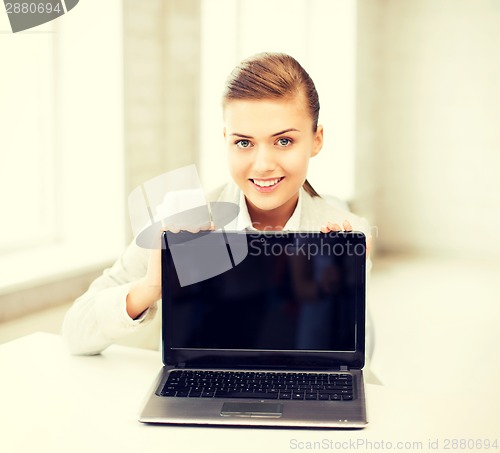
[
  {"left": 128, "top": 165, "right": 366, "bottom": 286},
  {"left": 4, "top": 0, "right": 79, "bottom": 33},
  {"left": 128, "top": 165, "right": 246, "bottom": 287},
  {"left": 128, "top": 165, "right": 367, "bottom": 287},
  {"left": 247, "top": 231, "right": 366, "bottom": 259}
]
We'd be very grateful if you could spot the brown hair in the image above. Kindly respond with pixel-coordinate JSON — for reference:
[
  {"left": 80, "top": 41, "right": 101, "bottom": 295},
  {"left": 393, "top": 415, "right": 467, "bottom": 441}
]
[{"left": 222, "top": 52, "right": 321, "bottom": 197}]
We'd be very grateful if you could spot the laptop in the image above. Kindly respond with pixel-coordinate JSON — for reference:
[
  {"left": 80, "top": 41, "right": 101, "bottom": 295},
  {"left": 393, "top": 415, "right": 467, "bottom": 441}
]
[{"left": 139, "top": 230, "right": 368, "bottom": 428}]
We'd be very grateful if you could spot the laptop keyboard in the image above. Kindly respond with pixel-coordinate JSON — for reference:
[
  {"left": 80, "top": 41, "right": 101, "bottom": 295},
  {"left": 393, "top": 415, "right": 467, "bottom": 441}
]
[{"left": 159, "top": 370, "right": 354, "bottom": 401}]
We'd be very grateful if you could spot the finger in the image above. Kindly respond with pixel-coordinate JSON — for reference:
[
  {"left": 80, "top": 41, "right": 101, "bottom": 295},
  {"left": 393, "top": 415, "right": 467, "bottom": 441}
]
[
  {"left": 366, "top": 235, "right": 373, "bottom": 259},
  {"left": 327, "top": 222, "right": 342, "bottom": 232},
  {"left": 342, "top": 220, "right": 353, "bottom": 232},
  {"left": 320, "top": 225, "right": 329, "bottom": 233},
  {"left": 200, "top": 220, "right": 215, "bottom": 231},
  {"left": 164, "top": 224, "right": 181, "bottom": 233},
  {"left": 183, "top": 220, "right": 214, "bottom": 233},
  {"left": 184, "top": 224, "right": 203, "bottom": 233}
]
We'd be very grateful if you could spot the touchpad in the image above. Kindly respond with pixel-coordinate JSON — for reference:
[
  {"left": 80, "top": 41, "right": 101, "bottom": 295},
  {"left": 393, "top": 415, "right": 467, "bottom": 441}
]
[{"left": 221, "top": 402, "right": 283, "bottom": 418}]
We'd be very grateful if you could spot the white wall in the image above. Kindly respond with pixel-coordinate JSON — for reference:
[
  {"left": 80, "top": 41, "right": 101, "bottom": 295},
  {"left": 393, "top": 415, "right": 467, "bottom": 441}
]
[{"left": 365, "top": 0, "right": 500, "bottom": 259}]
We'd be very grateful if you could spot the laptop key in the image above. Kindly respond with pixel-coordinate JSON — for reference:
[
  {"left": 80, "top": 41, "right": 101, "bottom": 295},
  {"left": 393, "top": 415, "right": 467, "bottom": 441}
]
[
  {"left": 161, "top": 370, "right": 355, "bottom": 402},
  {"left": 160, "top": 390, "right": 177, "bottom": 396},
  {"left": 214, "top": 391, "right": 278, "bottom": 399}
]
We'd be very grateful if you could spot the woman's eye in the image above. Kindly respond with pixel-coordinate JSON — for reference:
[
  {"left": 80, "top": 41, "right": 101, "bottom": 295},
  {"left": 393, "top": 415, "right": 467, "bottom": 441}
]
[
  {"left": 235, "top": 140, "right": 252, "bottom": 149},
  {"left": 276, "top": 138, "right": 292, "bottom": 147}
]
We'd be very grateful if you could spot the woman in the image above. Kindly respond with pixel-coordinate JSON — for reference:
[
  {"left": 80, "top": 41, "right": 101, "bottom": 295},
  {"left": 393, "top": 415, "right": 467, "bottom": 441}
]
[{"left": 62, "top": 52, "right": 371, "bottom": 355}]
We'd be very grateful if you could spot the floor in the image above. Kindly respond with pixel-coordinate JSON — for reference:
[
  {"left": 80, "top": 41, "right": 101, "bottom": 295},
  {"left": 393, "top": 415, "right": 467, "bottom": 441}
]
[
  {"left": 0, "top": 302, "right": 71, "bottom": 345},
  {"left": 367, "top": 252, "right": 500, "bottom": 396},
  {"left": 0, "top": 300, "right": 161, "bottom": 351}
]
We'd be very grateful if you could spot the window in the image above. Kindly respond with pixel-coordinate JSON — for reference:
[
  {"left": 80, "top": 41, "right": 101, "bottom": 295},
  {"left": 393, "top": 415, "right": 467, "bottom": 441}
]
[
  {"left": 0, "top": 21, "right": 56, "bottom": 253},
  {"left": 0, "top": 0, "right": 125, "bottom": 292}
]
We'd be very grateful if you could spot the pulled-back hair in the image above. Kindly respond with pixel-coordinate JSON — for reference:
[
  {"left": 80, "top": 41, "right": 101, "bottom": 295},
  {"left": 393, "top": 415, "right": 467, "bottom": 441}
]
[
  {"left": 222, "top": 52, "right": 321, "bottom": 197},
  {"left": 222, "top": 52, "right": 320, "bottom": 132}
]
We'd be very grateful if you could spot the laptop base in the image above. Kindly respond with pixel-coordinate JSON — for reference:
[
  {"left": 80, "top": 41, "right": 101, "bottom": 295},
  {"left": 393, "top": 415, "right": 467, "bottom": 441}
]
[{"left": 139, "top": 367, "right": 368, "bottom": 429}]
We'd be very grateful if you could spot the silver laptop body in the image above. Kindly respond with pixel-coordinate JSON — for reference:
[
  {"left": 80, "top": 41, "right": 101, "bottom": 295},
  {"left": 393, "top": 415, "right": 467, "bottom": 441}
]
[{"left": 139, "top": 231, "right": 368, "bottom": 428}]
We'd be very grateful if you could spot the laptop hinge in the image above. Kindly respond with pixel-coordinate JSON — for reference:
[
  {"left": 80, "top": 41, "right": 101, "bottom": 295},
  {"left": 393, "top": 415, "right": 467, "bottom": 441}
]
[
  {"left": 340, "top": 365, "right": 349, "bottom": 371},
  {"left": 176, "top": 363, "right": 186, "bottom": 369}
]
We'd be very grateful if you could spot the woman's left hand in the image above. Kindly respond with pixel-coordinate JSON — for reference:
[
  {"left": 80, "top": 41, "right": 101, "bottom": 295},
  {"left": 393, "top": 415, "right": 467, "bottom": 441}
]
[
  {"left": 320, "top": 220, "right": 372, "bottom": 259},
  {"left": 320, "top": 219, "right": 353, "bottom": 233}
]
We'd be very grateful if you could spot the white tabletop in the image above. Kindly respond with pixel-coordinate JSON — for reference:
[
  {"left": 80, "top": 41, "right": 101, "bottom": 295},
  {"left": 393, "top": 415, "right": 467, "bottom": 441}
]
[{"left": 1, "top": 333, "right": 498, "bottom": 453}]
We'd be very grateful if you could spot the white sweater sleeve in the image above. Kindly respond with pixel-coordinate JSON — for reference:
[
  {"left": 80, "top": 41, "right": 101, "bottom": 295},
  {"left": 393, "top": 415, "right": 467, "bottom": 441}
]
[{"left": 61, "top": 240, "right": 158, "bottom": 355}]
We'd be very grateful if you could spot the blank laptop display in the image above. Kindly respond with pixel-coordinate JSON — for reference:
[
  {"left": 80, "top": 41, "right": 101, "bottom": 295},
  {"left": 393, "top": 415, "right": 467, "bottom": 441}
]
[{"left": 139, "top": 231, "right": 368, "bottom": 428}]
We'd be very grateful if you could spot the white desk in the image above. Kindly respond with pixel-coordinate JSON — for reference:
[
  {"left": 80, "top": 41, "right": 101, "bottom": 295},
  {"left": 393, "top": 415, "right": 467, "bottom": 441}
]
[{"left": 1, "top": 333, "right": 498, "bottom": 453}]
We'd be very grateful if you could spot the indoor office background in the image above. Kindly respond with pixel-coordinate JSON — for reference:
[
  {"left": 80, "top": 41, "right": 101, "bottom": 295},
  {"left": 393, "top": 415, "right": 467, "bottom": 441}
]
[{"left": 1, "top": 0, "right": 499, "bottom": 393}]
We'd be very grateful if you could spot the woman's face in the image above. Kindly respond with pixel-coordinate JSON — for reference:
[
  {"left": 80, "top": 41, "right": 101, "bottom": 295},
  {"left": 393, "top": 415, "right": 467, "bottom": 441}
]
[{"left": 224, "top": 93, "right": 323, "bottom": 227}]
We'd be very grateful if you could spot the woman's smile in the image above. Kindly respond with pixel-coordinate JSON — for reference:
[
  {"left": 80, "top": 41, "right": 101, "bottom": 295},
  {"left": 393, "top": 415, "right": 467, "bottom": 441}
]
[{"left": 250, "top": 176, "right": 285, "bottom": 191}]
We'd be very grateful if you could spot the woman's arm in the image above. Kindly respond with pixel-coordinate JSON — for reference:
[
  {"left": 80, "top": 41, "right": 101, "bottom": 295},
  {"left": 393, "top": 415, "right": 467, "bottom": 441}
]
[{"left": 61, "top": 240, "right": 158, "bottom": 355}]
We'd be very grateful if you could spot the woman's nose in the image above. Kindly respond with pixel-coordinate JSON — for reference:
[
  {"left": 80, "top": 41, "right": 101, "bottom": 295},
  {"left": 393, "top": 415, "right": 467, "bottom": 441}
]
[{"left": 252, "top": 146, "right": 276, "bottom": 174}]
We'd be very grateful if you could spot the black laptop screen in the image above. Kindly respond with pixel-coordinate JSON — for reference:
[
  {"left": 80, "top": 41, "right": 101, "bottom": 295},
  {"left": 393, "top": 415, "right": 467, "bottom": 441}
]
[{"left": 162, "top": 232, "right": 365, "bottom": 358}]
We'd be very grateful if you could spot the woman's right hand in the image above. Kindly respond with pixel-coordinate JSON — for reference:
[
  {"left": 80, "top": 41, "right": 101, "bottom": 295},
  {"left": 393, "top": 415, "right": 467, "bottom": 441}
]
[
  {"left": 125, "top": 247, "right": 162, "bottom": 320},
  {"left": 125, "top": 221, "right": 214, "bottom": 320}
]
